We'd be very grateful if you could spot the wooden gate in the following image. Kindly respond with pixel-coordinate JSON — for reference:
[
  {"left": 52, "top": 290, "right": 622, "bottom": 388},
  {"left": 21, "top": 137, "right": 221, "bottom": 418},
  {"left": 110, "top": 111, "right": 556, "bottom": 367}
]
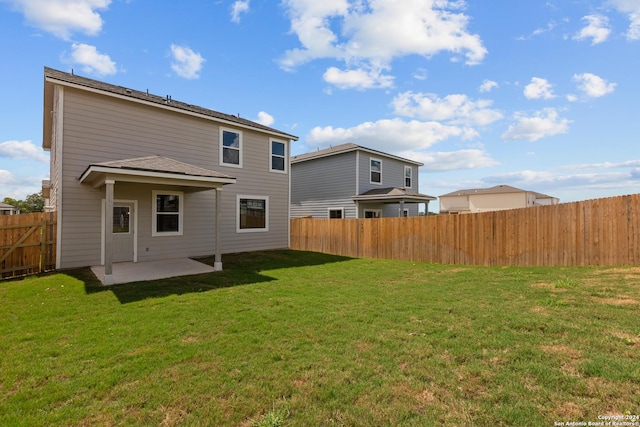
[{"left": 0, "top": 212, "right": 57, "bottom": 279}]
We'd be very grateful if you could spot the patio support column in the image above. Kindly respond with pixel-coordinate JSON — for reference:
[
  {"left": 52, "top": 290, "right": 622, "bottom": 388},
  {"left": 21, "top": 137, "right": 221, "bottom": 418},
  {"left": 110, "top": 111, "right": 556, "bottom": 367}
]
[
  {"left": 104, "top": 179, "right": 115, "bottom": 285},
  {"left": 399, "top": 200, "right": 405, "bottom": 217},
  {"left": 214, "top": 187, "right": 223, "bottom": 271}
]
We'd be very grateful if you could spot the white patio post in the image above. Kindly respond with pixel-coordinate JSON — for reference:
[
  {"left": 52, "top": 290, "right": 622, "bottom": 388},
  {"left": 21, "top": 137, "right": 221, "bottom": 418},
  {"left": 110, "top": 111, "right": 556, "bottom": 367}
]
[
  {"left": 104, "top": 179, "right": 115, "bottom": 285},
  {"left": 399, "top": 200, "right": 405, "bottom": 217},
  {"left": 214, "top": 187, "right": 223, "bottom": 271}
]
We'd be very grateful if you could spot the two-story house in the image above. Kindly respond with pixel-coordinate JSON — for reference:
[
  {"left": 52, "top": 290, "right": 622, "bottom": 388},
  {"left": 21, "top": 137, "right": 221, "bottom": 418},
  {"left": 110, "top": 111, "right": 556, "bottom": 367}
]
[
  {"left": 290, "top": 143, "right": 436, "bottom": 218},
  {"left": 43, "top": 67, "right": 297, "bottom": 284},
  {"left": 439, "top": 185, "right": 559, "bottom": 214}
]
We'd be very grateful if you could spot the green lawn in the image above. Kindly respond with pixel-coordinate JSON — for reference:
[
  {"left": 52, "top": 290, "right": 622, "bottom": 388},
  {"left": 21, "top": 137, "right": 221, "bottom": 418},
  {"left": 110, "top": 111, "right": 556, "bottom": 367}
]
[{"left": 1, "top": 250, "right": 639, "bottom": 426}]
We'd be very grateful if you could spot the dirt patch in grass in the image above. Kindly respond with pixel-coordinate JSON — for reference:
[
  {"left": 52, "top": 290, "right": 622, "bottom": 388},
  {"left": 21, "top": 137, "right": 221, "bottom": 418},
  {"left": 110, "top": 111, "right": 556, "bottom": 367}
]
[
  {"left": 593, "top": 296, "right": 638, "bottom": 306},
  {"left": 541, "top": 345, "right": 582, "bottom": 377}
]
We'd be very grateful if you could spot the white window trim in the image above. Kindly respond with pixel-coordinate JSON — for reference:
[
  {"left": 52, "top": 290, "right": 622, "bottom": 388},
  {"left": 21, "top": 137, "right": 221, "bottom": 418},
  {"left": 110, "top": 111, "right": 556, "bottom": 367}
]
[
  {"left": 269, "top": 138, "right": 287, "bottom": 173},
  {"left": 404, "top": 165, "right": 412, "bottom": 189},
  {"left": 328, "top": 207, "right": 344, "bottom": 219},
  {"left": 219, "top": 127, "right": 243, "bottom": 168},
  {"left": 237, "top": 195, "right": 269, "bottom": 233},
  {"left": 370, "top": 157, "right": 382, "bottom": 185},
  {"left": 364, "top": 209, "right": 382, "bottom": 218},
  {"left": 152, "top": 190, "right": 184, "bottom": 237}
]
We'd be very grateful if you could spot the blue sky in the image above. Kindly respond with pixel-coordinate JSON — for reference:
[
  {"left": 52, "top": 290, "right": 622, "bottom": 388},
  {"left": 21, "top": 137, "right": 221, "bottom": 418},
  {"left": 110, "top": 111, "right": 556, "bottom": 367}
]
[{"left": 1, "top": 0, "right": 639, "bottom": 210}]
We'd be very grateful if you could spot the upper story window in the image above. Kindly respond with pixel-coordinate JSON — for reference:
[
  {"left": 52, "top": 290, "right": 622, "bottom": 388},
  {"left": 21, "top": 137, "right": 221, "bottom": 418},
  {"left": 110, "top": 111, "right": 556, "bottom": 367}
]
[
  {"left": 370, "top": 158, "right": 382, "bottom": 184},
  {"left": 404, "top": 165, "right": 412, "bottom": 188},
  {"left": 270, "top": 139, "right": 287, "bottom": 173},
  {"left": 220, "top": 128, "right": 242, "bottom": 168}
]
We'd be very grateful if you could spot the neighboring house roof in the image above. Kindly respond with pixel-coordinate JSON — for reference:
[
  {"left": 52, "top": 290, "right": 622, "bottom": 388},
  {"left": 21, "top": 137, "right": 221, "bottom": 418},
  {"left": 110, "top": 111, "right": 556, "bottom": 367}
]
[
  {"left": 0, "top": 202, "right": 17, "bottom": 209},
  {"left": 353, "top": 187, "right": 436, "bottom": 203},
  {"left": 440, "top": 185, "right": 554, "bottom": 200},
  {"left": 43, "top": 67, "right": 298, "bottom": 151},
  {"left": 79, "top": 155, "right": 237, "bottom": 188},
  {"left": 291, "top": 143, "right": 423, "bottom": 166}
]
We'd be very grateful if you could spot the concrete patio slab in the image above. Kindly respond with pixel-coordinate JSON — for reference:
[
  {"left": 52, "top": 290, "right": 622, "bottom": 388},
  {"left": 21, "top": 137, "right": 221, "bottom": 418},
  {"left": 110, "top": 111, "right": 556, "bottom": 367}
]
[{"left": 91, "top": 258, "right": 215, "bottom": 285}]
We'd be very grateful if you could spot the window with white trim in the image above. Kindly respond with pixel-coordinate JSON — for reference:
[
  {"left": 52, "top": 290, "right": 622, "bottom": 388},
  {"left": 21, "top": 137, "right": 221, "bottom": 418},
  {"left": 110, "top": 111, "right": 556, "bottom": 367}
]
[
  {"left": 237, "top": 196, "right": 269, "bottom": 232},
  {"left": 364, "top": 210, "right": 381, "bottom": 218},
  {"left": 270, "top": 139, "right": 287, "bottom": 173},
  {"left": 220, "top": 128, "right": 242, "bottom": 167},
  {"left": 328, "top": 208, "right": 343, "bottom": 219},
  {"left": 370, "top": 158, "right": 382, "bottom": 184},
  {"left": 404, "top": 165, "right": 412, "bottom": 188},
  {"left": 152, "top": 191, "right": 183, "bottom": 236}
]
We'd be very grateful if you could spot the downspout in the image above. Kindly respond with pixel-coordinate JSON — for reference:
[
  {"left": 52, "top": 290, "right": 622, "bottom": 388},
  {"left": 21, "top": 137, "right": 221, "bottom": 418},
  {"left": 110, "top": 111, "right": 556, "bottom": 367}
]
[{"left": 355, "top": 151, "right": 360, "bottom": 218}]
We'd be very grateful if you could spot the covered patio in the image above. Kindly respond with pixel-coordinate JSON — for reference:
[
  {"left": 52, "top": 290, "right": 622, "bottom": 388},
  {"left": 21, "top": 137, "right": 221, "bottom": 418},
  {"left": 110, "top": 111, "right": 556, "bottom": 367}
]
[
  {"left": 79, "top": 156, "right": 236, "bottom": 285},
  {"left": 352, "top": 187, "right": 437, "bottom": 217}
]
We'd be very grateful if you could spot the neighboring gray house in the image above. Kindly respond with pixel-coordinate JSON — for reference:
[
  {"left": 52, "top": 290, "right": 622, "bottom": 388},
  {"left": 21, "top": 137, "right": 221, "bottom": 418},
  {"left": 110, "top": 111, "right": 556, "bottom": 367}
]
[
  {"left": 43, "top": 67, "right": 297, "bottom": 284},
  {"left": 0, "top": 202, "right": 20, "bottom": 215},
  {"left": 439, "top": 185, "right": 559, "bottom": 214},
  {"left": 290, "top": 143, "right": 436, "bottom": 218}
]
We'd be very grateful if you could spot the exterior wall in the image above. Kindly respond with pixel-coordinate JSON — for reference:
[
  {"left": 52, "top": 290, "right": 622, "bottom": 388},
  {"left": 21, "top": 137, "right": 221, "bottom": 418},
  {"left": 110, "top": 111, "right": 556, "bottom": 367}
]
[
  {"left": 356, "top": 152, "right": 413, "bottom": 194},
  {"left": 290, "top": 198, "right": 357, "bottom": 218},
  {"left": 56, "top": 86, "right": 290, "bottom": 269},
  {"left": 468, "top": 193, "right": 527, "bottom": 213},
  {"left": 291, "top": 152, "right": 357, "bottom": 203},
  {"left": 439, "top": 195, "right": 469, "bottom": 213}
]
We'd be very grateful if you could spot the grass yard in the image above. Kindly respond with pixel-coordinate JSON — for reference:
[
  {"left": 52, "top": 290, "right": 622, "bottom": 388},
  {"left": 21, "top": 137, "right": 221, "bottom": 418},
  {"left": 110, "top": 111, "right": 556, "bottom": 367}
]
[{"left": 1, "top": 250, "right": 639, "bottom": 426}]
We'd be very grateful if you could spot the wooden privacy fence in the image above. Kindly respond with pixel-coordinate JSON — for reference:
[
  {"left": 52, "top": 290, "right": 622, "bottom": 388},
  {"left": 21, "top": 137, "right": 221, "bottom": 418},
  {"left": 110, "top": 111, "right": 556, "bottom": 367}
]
[
  {"left": 290, "top": 193, "right": 640, "bottom": 267},
  {"left": 0, "top": 212, "right": 57, "bottom": 279}
]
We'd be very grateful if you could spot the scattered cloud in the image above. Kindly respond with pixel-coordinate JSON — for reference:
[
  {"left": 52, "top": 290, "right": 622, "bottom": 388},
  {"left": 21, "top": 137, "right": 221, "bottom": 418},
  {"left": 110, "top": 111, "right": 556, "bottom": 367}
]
[
  {"left": 517, "top": 21, "right": 556, "bottom": 40},
  {"left": 501, "top": 108, "right": 570, "bottom": 142},
  {"left": 280, "top": 0, "right": 487, "bottom": 89},
  {"left": 609, "top": 0, "right": 640, "bottom": 40},
  {"left": 68, "top": 43, "right": 116, "bottom": 76},
  {"left": 306, "top": 118, "right": 476, "bottom": 153},
  {"left": 405, "top": 148, "right": 499, "bottom": 172},
  {"left": 255, "top": 111, "right": 274, "bottom": 126},
  {"left": 0, "top": 140, "right": 49, "bottom": 162},
  {"left": 391, "top": 91, "right": 503, "bottom": 126},
  {"left": 230, "top": 0, "right": 249, "bottom": 23},
  {"left": 573, "top": 72, "right": 616, "bottom": 97},
  {"left": 573, "top": 14, "right": 611, "bottom": 44},
  {"left": 323, "top": 65, "right": 394, "bottom": 90},
  {"left": 524, "top": 77, "right": 555, "bottom": 100},
  {"left": 479, "top": 79, "right": 498, "bottom": 93},
  {"left": 4, "top": 0, "right": 111, "bottom": 40},
  {"left": 169, "top": 44, "right": 205, "bottom": 79}
]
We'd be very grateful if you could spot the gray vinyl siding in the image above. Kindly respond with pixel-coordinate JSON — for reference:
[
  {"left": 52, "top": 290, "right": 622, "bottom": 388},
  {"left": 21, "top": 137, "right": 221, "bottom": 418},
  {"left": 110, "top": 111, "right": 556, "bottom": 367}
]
[
  {"left": 290, "top": 198, "right": 356, "bottom": 218},
  {"left": 357, "top": 154, "right": 413, "bottom": 194},
  {"left": 291, "top": 152, "right": 357, "bottom": 203},
  {"left": 56, "top": 86, "right": 290, "bottom": 269}
]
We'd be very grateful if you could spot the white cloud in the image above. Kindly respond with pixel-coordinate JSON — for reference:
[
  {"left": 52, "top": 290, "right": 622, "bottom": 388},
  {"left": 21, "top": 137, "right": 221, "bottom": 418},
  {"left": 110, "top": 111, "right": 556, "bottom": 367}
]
[
  {"left": 4, "top": 0, "right": 111, "bottom": 40},
  {"left": 479, "top": 79, "right": 498, "bottom": 93},
  {"left": 392, "top": 91, "right": 503, "bottom": 127},
  {"left": 306, "top": 118, "right": 477, "bottom": 154},
  {"left": 573, "top": 73, "right": 616, "bottom": 97},
  {"left": 609, "top": 0, "right": 640, "bottom": 40},
  {"left": 404, "top": 149, "right": 499, "bottom": 172},
  {"left": 0, "top": 140, "right": 49, "bottom": 162},
  {"left": 69, "top": 43, "right": 116, "bottom": 76},
  {"left": 256, "top": 111, "right": 275, "bottom": 126},
  {"left": 170, "top": 44, "right": 205, "bottom": 79},
  {"left": 280, "top": 0, "right": 486, "bottom": 88},
  {"left": 524, "top": 77, "right": 555, "bottom": 100},
  {"left": 230, "top": 0, "right": 250, "bottom": 23},
  {"left": 573, "top": 14, "right": 611, "bottom": 44},
  {"left": 323, "top": 65, "right": 394, "bottom": 90},
  {"left": 501, "top": 108, "right": 570, "bottom": 142}
]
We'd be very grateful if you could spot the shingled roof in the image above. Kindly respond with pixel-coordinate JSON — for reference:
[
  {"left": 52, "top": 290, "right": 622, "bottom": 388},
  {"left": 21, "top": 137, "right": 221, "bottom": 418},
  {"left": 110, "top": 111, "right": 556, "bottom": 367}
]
[
  {"left": 440, "top": 185, "right": 553, "bottom": 199},
  {"left": 291, "top": 143, "right": 423, "bottom": 165},
  {"left": 44, "top": 67, "right": 298, "bottom": 141}
]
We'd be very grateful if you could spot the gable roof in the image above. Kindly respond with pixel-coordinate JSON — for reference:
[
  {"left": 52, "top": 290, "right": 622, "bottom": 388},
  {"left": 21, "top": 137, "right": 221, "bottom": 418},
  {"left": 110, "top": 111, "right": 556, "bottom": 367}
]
[
  {"left": 43, "top": 67, "right": 298, "bottom": 150},
  {"left": 440, "top": 185, "right": 554, "bottom": 199},
  {"left": 291, "top": 143, "right": 423, "bottom": 166}
]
